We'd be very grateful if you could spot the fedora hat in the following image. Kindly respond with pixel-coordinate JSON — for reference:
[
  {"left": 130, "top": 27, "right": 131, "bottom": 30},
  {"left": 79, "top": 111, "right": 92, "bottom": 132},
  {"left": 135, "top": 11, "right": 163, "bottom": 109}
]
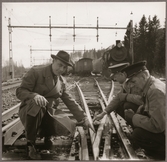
[{"left": 51, "top": 50, "right": 73, "bottom": 67}]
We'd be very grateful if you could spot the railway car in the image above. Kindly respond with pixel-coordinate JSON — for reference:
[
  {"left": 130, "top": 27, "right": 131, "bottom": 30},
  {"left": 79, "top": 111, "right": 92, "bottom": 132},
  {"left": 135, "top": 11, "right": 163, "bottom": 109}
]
[
  {"left": 75, "top": 58, "right": 93, "bottom": 75},
  {"left": 92, "top": 57, "right": 104, "bottom": 74}
]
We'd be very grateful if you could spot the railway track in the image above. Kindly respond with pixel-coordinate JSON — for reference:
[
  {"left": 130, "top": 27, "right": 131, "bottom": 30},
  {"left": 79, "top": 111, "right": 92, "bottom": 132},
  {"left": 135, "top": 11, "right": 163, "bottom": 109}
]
[{"left": 2, "top": 76, "right": 154, "bottom": 160}]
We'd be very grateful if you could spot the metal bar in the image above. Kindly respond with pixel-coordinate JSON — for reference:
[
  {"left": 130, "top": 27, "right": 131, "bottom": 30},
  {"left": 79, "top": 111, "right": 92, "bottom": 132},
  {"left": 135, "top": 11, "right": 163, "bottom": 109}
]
[
  {"left": 77, "top": 127, "right": 89, "bottom": 160},
  {"left": 75, "top": 82, "right": 95, "bottom": 132},
  {"left": 2, "top": 118, "right": 20, "bottom": 132},
  {"left": 93, "top": 99, "right": 108, "bottom": 160},
  {"left": 30, "top": 49, "right": 84, "bottom": 52},
  {"left": 3, "top": 119, "right": 24, "bottom": 145},
  {"left": 8, "top": 25, "right": 127, "bottom": 29},
  {"left": 68, "top": 129, "right": 79, "bottom": 160},
  {"left": 101, "top": 130, "right": 112, "bottom": 160},
  {"left": 2, "top": 103, "right": 20, "bottom": 122}
]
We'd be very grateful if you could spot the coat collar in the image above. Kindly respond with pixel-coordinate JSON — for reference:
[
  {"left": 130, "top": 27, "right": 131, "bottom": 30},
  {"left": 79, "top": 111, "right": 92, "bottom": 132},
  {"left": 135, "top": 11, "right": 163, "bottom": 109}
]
[
  {"left": 42, "top": 64, "right": 55, "bottom": 90},
  {"left": 142, "top": 76, "right": 154, "bottom": 97}
]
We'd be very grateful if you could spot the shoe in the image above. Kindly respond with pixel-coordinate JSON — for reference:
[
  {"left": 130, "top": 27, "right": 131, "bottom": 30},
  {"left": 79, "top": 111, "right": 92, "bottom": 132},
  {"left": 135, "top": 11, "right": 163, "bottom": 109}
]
[
  {"left": 44, "top": 136, "right": 53, "bottom": 149},
  {"left": 27, "top": 141, "right": 41, "bottom": 160}
]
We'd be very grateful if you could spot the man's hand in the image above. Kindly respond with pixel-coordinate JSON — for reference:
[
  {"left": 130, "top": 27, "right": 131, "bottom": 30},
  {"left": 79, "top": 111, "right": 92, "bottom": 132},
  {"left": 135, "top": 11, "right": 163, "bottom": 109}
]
[
  {"left": 34, "top": 94, "right": 48, "bottom": 107},
  {"left": 82, "top": 117, "right": 95, "bottom": 133},
  {"left": 124, "top": 109, "right": 135, "bottom": 126},
  {"left": 93, "top": 111, "right": 106, "bottom": 122},
  {"left": 136, "top": 105, "right": 144, "bottom": 114}
]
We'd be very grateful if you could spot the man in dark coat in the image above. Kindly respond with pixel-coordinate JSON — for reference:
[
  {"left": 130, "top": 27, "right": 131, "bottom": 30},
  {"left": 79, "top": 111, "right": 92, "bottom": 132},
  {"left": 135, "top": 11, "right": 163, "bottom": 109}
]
[
  {"left": 16, "top": 50, "right": 90, "bottom": 159},
  {"left": 93, "top": 62, "right": 143, "bottom": 121}
]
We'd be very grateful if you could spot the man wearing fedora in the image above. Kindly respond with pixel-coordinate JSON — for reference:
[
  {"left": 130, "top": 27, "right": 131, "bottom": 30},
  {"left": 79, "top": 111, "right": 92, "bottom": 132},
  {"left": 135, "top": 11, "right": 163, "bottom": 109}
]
[
  {"left": 123, "top": 61, "right": 165, "bottom": 159},
  {"left": 16, "top": 50, "right": 91, "bottom": 160},
  {"left": 93, "top": 62, "right": 143, "bottom": 121}
]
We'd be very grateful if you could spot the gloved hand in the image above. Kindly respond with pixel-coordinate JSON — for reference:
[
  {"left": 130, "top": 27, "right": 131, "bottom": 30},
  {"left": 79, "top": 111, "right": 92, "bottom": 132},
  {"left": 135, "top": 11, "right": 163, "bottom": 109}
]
[
  {"left": 118, "top": 93, "right": 128, "bottom": 102},
  {"left": 136, "top": 105, "right": 144, "bottom": 114},
  {"left": 124, "top": 109, "right": 135, "bottom": 126}
]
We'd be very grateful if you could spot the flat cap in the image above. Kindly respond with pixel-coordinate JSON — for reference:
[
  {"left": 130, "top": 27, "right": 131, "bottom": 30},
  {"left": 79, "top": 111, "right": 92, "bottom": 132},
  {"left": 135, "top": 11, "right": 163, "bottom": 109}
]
[{"left": 122, "top": 60, "right": 147, "bottom": 78}]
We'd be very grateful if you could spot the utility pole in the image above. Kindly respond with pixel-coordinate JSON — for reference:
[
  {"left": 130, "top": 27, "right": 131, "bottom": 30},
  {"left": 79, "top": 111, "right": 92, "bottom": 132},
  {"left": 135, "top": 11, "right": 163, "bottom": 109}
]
[
  {"left": 30, "top": 46, "right": 33, "bottom": 67},
  {"left": 130, "top": 12, "right": 134, "bottom": 64},
  {"left": 8, "top": 18, "right": 14, "bottom": 80},
  {"left": 8, "top": 16, "right": 131, "bottom": 69}
]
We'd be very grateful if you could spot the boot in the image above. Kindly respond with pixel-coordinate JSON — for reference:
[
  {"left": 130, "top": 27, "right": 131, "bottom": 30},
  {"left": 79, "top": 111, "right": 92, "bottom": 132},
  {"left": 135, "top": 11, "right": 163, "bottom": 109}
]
[
  {"left": 27, "top": 141, "right": 41, "bottom": 160},
  {"left": 44, "top": 136, "right": 53, "bottom": 149}
]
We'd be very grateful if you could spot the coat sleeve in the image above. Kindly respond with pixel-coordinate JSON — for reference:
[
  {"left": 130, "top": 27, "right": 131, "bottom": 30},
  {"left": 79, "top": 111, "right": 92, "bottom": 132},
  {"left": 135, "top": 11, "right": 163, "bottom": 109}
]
[
  {"left": 132, "top": 89, "right": 165, "bottom": 133},
  {"left": 60, "top": 80, "right": 86, "bottom": 122},
  {"left": 16, "top": 68, "right": 38, "bottom": 101},
  {"left": 126, "top": 94, "right": 143, "bottom": 105},
  {"left": 105, "top": 94, "right": 120, "bottom": 114}
]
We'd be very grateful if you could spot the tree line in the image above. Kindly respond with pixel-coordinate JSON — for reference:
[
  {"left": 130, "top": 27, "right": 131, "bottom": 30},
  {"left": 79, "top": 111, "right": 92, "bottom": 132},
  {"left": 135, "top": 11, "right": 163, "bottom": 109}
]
[{"left": 124, "top": 15, "right": 165, "bottom": 77}]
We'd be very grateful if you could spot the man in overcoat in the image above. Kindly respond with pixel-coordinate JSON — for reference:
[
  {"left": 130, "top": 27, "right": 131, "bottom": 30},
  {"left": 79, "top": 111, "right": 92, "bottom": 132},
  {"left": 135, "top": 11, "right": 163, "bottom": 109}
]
[
  {"left": 16, "top": 50, "right": 90, "bottom": 159},
  {"left": 123, "top": 61, "right": 165, "bottom": 160}
]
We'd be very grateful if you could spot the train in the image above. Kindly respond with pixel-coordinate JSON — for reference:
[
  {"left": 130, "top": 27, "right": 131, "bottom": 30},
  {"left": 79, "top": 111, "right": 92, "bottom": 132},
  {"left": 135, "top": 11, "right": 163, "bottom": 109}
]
[{"left": 71, "top": 40, "right": 130, "bottom": 77}]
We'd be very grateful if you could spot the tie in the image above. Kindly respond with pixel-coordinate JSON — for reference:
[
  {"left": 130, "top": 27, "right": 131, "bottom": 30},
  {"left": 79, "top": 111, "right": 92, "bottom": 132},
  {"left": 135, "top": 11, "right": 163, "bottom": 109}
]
[{"left": 53, "top": 75, "right": 58, "bottom": 85}]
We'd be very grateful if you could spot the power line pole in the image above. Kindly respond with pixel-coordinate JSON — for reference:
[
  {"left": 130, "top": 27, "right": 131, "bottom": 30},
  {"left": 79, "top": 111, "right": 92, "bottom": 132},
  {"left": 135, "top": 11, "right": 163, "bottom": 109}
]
[
  {"left": 130, "top": 12, "right": 134, "bottom": 64},
  {"left": 8, "top": 18, "right": 14, "bottom": 80}
]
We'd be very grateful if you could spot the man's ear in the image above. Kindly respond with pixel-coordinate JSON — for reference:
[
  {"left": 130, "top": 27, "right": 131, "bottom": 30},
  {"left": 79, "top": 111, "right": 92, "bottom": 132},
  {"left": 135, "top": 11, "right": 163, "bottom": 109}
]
[{"left": 123, "top": 72, "right": 127, "bottom": 77}]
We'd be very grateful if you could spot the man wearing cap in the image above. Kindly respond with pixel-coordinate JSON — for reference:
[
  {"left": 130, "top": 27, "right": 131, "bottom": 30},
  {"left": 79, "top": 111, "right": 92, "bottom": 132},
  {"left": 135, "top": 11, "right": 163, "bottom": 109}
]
[
  {"left": 122, "top": 60, "right": 165, "bottom": 159},
  {"left": 93, "top": 62, "right": 143, "bottom": 121},
  {"left": 16, "top": 50, "right": 91, "bottom": 160}
]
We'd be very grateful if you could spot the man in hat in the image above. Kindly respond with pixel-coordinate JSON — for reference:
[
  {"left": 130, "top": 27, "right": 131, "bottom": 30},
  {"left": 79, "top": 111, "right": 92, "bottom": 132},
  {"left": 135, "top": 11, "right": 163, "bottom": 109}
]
[
  {"left": 93, "top": 62, "right": 143, "bottom": 121},
  {"left": 122, "top": 60, "right": 165, "bottom": 159},
  {"left": 16, "top": 50, "right": 91, "bottom": 160}
]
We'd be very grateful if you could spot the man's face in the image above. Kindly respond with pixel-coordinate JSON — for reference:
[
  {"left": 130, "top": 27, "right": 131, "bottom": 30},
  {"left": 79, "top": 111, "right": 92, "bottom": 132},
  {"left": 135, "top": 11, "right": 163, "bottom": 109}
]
[
  {"left": 129, "top": 75, "right": 144, "bottom": 90},
  {"left": 52, "top": 59, "right": 67, "bottom": 76},
  {"left": 112, "top": 72, "right": 126, "bottom": 84}
]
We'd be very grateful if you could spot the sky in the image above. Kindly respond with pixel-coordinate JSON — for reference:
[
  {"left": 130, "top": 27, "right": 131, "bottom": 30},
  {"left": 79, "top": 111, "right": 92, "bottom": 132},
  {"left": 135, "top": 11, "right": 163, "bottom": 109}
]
[{"left": 2, "top": 1, "right": 166, "bottom": 68}]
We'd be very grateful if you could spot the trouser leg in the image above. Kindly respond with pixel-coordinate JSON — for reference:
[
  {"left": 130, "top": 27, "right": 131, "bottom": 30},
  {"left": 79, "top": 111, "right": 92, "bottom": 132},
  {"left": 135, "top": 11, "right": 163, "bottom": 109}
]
[
  {"left": 123, "top": 102, "right": 139, "bottom": 113},
  {"left": 26, "top": 107, "right": 46, "bottom": 141},
  {"left": 131, "top": 128, "right": 165, "bottom": 158}
]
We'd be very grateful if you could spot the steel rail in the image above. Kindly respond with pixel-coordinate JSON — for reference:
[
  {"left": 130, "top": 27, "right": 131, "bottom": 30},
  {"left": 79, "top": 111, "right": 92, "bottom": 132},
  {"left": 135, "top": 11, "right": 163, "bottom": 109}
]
[
  {"left": 74, "top": 81, "right": 96, "bottom": 159},
  {"left": 93, "top": 99, "right": 108, "bottom": 160},
  {"left": 77, "top": 127, "right": 89, "bottom": 160},
  {"left": 94, "top": 79, "right": 138, "bottom": 160},
  {"left": 2, "top": 103, "right": 20, "bottom": 122},
  {"left": 2, "top": 82, "right": 21, "bottom": 91},
  {"left": 75, "top": 82, "right": 95, "bottom": 132}
]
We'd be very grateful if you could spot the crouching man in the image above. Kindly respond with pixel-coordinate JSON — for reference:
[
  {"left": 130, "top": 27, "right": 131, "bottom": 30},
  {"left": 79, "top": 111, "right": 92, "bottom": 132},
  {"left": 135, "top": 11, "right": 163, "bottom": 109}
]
[{"left": 16, "top": 51, "right": 91, "bottom": 159}]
